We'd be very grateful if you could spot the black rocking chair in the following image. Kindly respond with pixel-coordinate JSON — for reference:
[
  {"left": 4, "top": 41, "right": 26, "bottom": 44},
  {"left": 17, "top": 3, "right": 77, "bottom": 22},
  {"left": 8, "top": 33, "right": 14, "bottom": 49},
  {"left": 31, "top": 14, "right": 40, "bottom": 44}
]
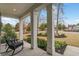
[{"left": 5, "top": 39, "right": 24, "bottom": 55}]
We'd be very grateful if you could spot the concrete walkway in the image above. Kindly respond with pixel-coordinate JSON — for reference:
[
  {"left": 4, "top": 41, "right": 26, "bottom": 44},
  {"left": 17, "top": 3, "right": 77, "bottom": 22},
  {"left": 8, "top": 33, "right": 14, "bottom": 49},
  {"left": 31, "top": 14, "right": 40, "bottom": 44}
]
[{"left": 64, "top": 45, "right": 79, "bottom": 56}]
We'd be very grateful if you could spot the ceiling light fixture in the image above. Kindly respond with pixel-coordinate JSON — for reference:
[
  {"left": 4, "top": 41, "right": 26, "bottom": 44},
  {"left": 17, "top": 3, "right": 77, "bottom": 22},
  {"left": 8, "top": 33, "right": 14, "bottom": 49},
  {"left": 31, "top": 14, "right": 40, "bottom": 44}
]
[{"left": 13, "top": 8, "right": 16, "bottom": 12}]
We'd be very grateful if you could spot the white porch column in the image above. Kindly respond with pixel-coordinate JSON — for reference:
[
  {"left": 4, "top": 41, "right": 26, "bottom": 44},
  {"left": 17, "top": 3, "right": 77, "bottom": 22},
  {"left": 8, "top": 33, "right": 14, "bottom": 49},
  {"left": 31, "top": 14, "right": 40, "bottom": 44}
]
[
  {"left": 47, "top": 4, "right": 55, "bottom": 55},
  {"left": 19, "top": 19, "right": 23, "bottom": 40},
  {"left": 30, "top": 10, "right": 39, "bottom": 49}
]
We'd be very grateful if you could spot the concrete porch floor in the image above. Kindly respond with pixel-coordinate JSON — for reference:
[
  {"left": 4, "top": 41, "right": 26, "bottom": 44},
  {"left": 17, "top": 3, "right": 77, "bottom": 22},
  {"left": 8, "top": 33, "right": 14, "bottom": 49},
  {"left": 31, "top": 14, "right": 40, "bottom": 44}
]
[
  {"left": 0, "top": 41, "right": 61, "bottom": 56},
  {"left": 1, "top": 41, "right": 79, "bottom": 56}
]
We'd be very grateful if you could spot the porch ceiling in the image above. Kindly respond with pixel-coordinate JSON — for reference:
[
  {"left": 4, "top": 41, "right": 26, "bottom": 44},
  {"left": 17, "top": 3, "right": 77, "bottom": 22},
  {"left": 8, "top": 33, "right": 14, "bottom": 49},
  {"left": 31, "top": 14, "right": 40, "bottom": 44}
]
[{"left": 0, "top": 3, "right": 34, "bottom": 19}]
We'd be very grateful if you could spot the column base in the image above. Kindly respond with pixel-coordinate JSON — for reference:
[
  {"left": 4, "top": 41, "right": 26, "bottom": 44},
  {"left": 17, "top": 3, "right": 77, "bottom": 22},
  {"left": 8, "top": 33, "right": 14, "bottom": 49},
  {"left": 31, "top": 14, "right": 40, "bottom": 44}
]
[
  {"left": 47, "top": 46, "right": 55, "bottom": 55},
  {"left": 31, "top": 46, "right": 38, "bottom": 49}
]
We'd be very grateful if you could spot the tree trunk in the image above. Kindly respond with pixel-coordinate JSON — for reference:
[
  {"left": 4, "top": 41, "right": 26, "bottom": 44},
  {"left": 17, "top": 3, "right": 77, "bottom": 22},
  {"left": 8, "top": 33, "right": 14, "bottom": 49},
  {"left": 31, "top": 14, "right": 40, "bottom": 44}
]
[
  {"left": 56, "top": 4, "right": 60, "bottom": 36},
  {"left": 0, "top": 12, "right": 1, "bottom": 36},
  {"left": 0, "top": 12, "right": 1, "bottom": 52}
]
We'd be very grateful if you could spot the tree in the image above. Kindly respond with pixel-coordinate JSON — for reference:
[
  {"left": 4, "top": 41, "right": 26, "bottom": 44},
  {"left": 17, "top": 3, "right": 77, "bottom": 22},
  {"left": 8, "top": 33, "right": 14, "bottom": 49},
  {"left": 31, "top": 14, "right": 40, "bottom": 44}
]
[
  {"left": 58, "top": 23, "right": 62, "bottom": 30},
  {"left": 58, "top": 23, "right": 66, "bottom": 30},
  {"left": 26, "top": 23, "right": 31, "bottom": 31},
  {"left": 3, "top": 23, "right": 13, "bottom": 32},
  {"left": 77, "top": 23, "right": 79, "bottom": 25},
  {"left": 0, "top": 12, "right": 2, "bottom": 36},
  {"left": 0, "top": 20, "right": 2, "bottom": 35},
  {"left": 3, "top": 23, "right": 16, "bottom": 39},
  {"left": 15, "top": 23, "right": 19, "bottom": 31},
  {"left": 39, "top": 23, "right": 47, "bottom": 31},
  {"left": 56, "top": 3, "right": 64, "bottom": 36}
]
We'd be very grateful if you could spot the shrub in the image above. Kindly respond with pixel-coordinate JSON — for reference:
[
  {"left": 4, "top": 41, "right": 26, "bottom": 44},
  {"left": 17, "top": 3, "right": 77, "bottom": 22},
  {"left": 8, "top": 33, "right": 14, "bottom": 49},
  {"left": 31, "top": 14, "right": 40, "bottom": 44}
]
[
  {"left": 55, "top": 41, "right": 67, "bottom": 49},
  {"left": 0, "top": 37, "right": 5, "bottom": 44},
  {"left": 1, "top": 23, "right": 17, "bottom": 44},
  {"left": 26, "top": 37, "right": 47, "bottom": 51},
  {"left": 26, "top": 37, "right": 67, "bottom": 52},
  {"left": 55, "top": 34, "right": 66, "bottom": 38},
  {"left": 37, "top": 33, "right": 42, "bottom": 36},
  {"left": 37, "top": 38, "right": 47, "bottom": 50},
  {"left": 39, "top": 23, "right": 47, "bottom": 31},
  {"left": 26, "top": 37, "right": 31, "bottom": 43},
  {"left": 0, "top": 34, "right": 10, "bottom": 43},
  {"left": 37, "top": 33, "right": 47, "bottom": 36},
  {"left": 61, "top": 34, "right": 66, "bottom": 37},
  {"left": 55, "top": 41, "right": 67, "bottom": 54}
]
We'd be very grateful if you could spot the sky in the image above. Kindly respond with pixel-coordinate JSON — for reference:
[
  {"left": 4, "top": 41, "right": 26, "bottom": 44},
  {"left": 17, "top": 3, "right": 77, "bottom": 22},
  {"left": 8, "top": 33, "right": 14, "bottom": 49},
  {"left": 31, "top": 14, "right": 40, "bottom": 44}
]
[
  {"left": 2, "top": 3, "right": 79, "bottom": 26},
  {"left": 64, "top": 3, "right": 79, "bottom": 26},
  {"left": 24, "top": 8, "right": 47, "bottom": 25},
  {"left": 2, "top": 16, "right": 19, "bottom": 27}
]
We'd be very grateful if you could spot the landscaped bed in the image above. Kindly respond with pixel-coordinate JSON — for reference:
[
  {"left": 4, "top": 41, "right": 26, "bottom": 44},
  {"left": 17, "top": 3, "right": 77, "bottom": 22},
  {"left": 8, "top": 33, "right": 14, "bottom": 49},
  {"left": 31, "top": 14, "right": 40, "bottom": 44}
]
[
  {"left": 55, "top": 34, "right": 66, "bottom": 38},
  {"left": 24, "top": 37, "right": 67, "bottom": 54},
  {"left": 0, "top": 33, "right": 67, "bottom": 54},
  {"left": 37, "top": 32, "right": 47, "bottom": 37},
  {"left": 25, "top": 31, "right": 79, "bottom": 48}
]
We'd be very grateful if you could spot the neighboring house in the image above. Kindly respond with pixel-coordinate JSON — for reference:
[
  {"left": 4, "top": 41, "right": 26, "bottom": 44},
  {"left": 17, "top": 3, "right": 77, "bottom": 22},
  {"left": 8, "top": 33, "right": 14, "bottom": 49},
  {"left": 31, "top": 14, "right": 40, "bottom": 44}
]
[
  {"left": 67, "top": 25, "right": 79, "bottom": 32},
  {"left": 68, "top": 25, "right": 74, "bottom": 31},
  {"left": 73, "top": 25, "right": 79, "bottom": 31}
]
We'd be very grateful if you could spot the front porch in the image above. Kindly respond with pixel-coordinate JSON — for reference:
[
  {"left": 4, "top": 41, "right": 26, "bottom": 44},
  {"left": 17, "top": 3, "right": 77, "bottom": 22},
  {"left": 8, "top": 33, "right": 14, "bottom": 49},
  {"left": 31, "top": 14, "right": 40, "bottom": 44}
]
[
  {"left": 0, "top": 41, "right": 61, "bottom": 56},
  {"left": 0, "top": 3, "right": 56, "bottom": 55}
]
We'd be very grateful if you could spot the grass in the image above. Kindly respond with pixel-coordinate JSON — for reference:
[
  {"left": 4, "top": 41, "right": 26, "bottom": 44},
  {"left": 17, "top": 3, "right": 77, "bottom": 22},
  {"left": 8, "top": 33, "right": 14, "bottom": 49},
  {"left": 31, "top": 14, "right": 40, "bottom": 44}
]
[
  {"left": 56, "top": 31, "right": 79, "bottom": 47},
  {"left": 16, "top": 30, "right": 79, "bottom": 47}
]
